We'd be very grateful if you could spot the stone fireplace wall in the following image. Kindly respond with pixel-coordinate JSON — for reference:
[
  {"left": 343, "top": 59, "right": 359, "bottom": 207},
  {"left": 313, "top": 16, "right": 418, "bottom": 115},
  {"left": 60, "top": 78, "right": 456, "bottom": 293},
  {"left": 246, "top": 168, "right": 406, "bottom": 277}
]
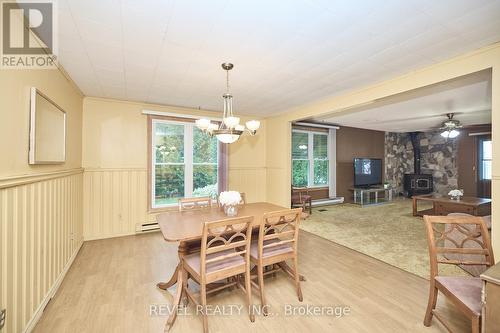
[{"left": 385, "top": 131, "right": 458, "bottom": 195}]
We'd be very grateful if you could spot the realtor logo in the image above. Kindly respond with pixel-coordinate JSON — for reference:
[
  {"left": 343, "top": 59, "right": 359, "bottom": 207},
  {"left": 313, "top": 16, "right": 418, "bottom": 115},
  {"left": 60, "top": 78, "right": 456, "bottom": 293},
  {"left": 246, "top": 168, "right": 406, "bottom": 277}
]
[{"left": 1, "top": 0, "right": 57, "bottom": 69}]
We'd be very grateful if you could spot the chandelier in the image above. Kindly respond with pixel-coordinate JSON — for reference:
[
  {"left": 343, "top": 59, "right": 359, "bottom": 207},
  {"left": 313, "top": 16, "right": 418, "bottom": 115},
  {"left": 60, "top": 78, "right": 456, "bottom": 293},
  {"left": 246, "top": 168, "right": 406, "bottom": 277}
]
[{"left": 195, "top": 63, "right": 260, "bottom": 144}]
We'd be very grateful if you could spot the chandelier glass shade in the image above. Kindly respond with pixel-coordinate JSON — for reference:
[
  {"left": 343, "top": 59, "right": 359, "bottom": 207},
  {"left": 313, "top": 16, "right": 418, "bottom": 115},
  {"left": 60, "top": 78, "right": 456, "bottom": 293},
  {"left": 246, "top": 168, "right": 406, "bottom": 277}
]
[{"left": 195, "top": 63, "right": 260, "bottom": 144}]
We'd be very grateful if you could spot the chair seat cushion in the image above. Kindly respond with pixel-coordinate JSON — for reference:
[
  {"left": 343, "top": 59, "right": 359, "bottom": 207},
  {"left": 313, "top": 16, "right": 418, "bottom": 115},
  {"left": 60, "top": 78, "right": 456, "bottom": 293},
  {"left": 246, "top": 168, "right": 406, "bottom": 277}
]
[
  {"left": 291, "top": 194, "right": 311, "bottom": 203},
  {"left": 250, "top": 239, "right": 293, "bottom": 260},
  {"left": 435, "top": 276, "right": 483, "bottom": 315},
  {"left": 184, "top": 249, "right": 245, "bottom": 275}
]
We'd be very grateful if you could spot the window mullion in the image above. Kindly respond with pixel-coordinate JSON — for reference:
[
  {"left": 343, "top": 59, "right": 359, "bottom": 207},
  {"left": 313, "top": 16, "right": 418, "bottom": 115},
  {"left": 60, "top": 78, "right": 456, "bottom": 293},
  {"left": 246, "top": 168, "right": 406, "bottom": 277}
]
[
  {"left": 308, "top": 132, "right": 314, "bottom": 187},
  {"left": 185, "top": 124, "right": 194, "bottom": 197},
  {"left": 151, "top": 120, "right": 158, "bottom": 207}
]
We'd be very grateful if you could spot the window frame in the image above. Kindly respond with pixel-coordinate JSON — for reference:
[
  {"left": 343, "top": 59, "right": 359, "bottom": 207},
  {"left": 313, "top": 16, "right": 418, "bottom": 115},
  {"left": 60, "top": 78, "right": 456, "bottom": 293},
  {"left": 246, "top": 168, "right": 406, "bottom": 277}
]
[
  {"left": 291, "top": 129, "right": 329, "bottom": 188},
  {"left": 479, "top": 137, "right": 492, "bottom": 181},
  {"left": 148, "top": 116, "right": 220, "bottom": 211}
]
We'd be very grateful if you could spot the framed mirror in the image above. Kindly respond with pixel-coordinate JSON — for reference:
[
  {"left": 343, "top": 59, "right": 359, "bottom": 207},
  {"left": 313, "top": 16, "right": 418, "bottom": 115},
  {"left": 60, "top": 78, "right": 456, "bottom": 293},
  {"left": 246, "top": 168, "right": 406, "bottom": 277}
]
[{"left": 29, "top": 88, "right": 66, "bottom": 164}]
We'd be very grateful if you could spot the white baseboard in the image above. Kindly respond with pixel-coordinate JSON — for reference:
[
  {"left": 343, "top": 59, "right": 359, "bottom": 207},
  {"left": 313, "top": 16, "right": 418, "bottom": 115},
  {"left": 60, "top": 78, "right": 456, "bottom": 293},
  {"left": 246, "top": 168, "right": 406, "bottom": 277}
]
[
  {"left": 83, "top": 231, "right": 136, "bottom": 241},
  {"left": 23, "top": 240, "right": 84, "bottom": 333}
]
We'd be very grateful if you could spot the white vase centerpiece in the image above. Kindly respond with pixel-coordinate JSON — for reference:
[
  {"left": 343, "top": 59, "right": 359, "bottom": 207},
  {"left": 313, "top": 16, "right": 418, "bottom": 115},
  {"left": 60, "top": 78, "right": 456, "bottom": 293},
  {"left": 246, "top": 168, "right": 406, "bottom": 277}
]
[
  {"left": 219, "top": 191, "right": 242, "bottom": 216},
  {"left": 448, "top": 189, "right": 464, "bottom": 201}
]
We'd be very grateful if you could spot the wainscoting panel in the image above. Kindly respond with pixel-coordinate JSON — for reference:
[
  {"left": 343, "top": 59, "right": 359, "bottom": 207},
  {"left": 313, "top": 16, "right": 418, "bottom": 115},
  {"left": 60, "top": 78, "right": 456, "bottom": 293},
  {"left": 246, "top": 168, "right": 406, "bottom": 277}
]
[
  {"left": 83, "top": 169, "right": 149, "bottom": 241},
  {"left": 82, "top": 167, "right": 267, "bottom": 240},
  {"left": 0, "top": 171, "right": 83, "bottom": 333},
  {"left": 228, "top": 167, "right": 267, "bottom": 203}
]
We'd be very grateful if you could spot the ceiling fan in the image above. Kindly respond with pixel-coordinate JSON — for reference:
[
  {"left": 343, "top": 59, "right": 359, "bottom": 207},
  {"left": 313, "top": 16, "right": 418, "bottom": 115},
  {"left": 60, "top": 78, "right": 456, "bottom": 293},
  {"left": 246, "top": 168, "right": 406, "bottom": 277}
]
[{"left": 439, "top": 113, "right": 463, "bottom": 138}]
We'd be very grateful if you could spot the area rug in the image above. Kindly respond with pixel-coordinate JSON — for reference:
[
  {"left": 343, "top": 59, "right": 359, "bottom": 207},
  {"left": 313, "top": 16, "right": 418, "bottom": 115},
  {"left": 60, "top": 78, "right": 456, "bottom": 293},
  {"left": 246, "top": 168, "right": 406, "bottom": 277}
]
[{"left": 300, "top": 199, "right": 467, "bottom": 278}]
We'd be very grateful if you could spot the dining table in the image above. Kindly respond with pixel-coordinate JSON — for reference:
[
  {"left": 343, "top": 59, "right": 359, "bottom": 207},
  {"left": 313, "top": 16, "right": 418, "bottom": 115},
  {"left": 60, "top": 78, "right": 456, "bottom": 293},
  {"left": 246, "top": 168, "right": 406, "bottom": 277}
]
[{"left": 156, "top": 201, "right": 306, "bottom": 330}]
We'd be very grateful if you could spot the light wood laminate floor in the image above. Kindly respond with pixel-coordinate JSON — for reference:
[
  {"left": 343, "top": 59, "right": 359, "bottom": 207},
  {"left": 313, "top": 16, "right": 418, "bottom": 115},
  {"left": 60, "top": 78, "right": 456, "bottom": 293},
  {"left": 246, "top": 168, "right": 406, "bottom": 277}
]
[{"left": 34, "top": 231, "right": 469, "bottom": 333}]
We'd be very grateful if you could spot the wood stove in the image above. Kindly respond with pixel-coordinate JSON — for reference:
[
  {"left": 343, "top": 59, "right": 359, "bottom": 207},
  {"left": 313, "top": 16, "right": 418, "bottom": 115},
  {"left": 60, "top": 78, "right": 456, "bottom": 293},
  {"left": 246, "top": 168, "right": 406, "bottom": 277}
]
[
  {"left": 404, "top": 174, "right": 433, "bottom": 197},
  {"left": 404, "top": 132, "right": 433, "bottom": 197}
]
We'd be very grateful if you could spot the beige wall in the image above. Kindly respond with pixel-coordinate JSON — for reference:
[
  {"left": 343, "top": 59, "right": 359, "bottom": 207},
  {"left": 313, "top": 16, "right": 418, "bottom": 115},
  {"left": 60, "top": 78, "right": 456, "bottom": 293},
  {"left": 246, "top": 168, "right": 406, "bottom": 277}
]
[
  {"left": 266, "top": 42, "right": 500, "bottom": 258},
  {"left": 0, "top": 66, "right": 84, "bottom": 333},
  {"left": 0, "top": 69, "right": 83, "bottom": 177},
  {"left": 82, "top": 97, "right": 266, "bottom": 240},
  {"left": 265, "top": 116, "right": 291, "bottom": 206}
]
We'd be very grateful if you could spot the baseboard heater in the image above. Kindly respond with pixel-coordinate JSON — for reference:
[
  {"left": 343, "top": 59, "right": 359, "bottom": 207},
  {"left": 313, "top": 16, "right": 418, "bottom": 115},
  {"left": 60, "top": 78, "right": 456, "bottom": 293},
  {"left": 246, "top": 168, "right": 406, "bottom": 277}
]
[
  {"left": 312, "top": 197, "right": 344, "bottom": 207},
  {"left": 137, "top": 222, "right": 160, "bottom": 233}
]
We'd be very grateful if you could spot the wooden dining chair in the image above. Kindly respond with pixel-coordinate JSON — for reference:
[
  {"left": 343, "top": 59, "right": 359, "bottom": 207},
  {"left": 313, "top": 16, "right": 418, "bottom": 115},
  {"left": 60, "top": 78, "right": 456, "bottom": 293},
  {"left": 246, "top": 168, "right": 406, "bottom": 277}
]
[
  {"left": 178, "top": 197, "right": 214, "bottom": 255},
  {"left": 250, "top": 208, "right": 303, "bottom": 315},
  {"left": 291, "top": 187, "right": 312, "bottom": 215},
  {"left": 178, "top": 196, "right": 213, "bottom": 211},
  {"left": 446, "top": 213, "right": 493, "bottom": 276},
  {"left": 180, "top": 216, "right": 255, "bottom": 333},
  {"left": 423, "top": 215, "right": 495, "bottom": 333}
]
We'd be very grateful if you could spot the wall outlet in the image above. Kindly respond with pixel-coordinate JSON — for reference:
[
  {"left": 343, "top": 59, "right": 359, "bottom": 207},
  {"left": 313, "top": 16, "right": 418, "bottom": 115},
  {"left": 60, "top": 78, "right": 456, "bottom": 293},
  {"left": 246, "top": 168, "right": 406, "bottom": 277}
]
[{"left": 0, "top": 309, "right": 5, "bottom": 330}]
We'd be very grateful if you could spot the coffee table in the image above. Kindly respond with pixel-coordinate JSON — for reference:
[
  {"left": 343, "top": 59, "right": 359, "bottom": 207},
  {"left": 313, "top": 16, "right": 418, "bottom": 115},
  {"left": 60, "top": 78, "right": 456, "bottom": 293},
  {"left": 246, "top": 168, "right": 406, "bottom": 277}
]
[{"left": 412, "top": 194, "right": 491, "bottom": 217}]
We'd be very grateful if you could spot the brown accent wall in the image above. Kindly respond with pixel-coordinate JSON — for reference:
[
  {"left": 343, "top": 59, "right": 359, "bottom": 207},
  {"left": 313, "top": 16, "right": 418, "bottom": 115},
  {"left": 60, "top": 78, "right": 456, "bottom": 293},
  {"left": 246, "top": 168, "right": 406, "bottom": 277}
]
[
  {"left": 336, "top": 126, "right": 385, "bottom": 202},
  {"left": 308, "top": 187, "right": 329, "bottom": 200}
]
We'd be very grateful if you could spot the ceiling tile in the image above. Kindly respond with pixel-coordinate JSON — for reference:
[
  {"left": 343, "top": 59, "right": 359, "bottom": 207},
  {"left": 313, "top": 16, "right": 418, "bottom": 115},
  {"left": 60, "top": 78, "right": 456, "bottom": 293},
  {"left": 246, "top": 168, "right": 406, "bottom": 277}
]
[{"left": 57, "top": 0, "right": 500, "bottom": 116}]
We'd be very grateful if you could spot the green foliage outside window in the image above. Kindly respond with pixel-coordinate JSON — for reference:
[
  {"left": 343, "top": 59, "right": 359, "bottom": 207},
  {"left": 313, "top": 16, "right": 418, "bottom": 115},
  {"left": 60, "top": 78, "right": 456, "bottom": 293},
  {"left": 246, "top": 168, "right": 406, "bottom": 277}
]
[
  {"left": 292, "top": 160, "right": 309, "bottom": 187},
  {"left": 154, "top": 123, "right": 218, "bottom": 207},
  {"left": 313, "top": 134, "right": 328, "bottom": 185},
  {"left": 291, "top": 131, "right": 329, "bottom": 187}
]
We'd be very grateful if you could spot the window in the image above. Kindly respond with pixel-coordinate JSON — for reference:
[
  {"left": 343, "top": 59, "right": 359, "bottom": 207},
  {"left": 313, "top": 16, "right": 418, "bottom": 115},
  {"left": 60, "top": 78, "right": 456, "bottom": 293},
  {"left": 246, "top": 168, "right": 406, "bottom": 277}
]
[
  {"left": 151, "top": 118, "right": 219, "bottom": 209},
  {"left": 292, "top": 132, "right": 309, "bottom": 187},
  {"left": 313, "top": 133, "right": 328, "bottom": 185},
  {"left": 292, "top": 130, "right": 329, "bottom": 187},
  {"left": 479, "top": 139, "right": 492, "bottom": 180}
]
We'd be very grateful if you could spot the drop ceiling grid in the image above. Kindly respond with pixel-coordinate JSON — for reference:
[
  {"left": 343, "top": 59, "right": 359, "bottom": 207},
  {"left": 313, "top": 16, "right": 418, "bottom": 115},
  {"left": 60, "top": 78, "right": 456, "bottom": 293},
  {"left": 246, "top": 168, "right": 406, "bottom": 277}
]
[{"left": 56, "top": 0, "right": 500, "bottom": 115}]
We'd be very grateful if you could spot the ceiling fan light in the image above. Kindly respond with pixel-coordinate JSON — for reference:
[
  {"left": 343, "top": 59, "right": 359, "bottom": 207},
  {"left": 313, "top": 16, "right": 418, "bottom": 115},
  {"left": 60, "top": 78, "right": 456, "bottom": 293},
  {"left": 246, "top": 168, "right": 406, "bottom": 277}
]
[
  {"left": 448, "top": 130, "right": 460, "bottom": 138},
  {"left": 235, "top": 124, "right": 245, "bottom": 131},
  {"left": 440, "top": 130, "right": 450, "bottom": 138}
]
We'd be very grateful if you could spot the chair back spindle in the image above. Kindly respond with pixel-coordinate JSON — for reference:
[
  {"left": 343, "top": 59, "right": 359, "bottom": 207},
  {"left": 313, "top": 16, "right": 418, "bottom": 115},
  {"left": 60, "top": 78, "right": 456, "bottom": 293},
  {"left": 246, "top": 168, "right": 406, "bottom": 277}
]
[
  {"left": 259, "top": 209, "right": 302, "bottom": 258},
  {"left": 423, "top": 215, "right": 494, "bottom": 278},
  {"left": 178, "top": 196, "right": 213, "bottom": 211},
  {"left": 200, "top": 216, "right": 254, "bottom": 278}
]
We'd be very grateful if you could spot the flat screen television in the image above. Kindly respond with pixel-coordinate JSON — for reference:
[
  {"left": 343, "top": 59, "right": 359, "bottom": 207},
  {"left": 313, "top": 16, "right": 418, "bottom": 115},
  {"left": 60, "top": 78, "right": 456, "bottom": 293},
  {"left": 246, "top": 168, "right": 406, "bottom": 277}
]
[{"left": 354, "top": 158, "right": 382, "bottom": 187}]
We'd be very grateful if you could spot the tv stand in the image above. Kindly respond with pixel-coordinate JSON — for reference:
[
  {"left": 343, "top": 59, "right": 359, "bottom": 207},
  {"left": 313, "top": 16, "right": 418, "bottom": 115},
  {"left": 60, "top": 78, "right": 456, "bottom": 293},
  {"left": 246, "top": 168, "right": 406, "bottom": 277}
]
[
  {"left": 356, "top": 184, "right": 378, "bottom": 189},
  {"left": 349, "top": 186, "right": 394, "bottom": 207}
]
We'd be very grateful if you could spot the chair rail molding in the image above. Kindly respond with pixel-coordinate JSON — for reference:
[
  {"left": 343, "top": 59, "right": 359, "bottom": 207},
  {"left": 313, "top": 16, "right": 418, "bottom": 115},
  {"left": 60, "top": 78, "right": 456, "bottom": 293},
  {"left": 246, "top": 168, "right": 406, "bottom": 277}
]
[{"left": 0, "top": 168, "right": 84, "bottom": 189}]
